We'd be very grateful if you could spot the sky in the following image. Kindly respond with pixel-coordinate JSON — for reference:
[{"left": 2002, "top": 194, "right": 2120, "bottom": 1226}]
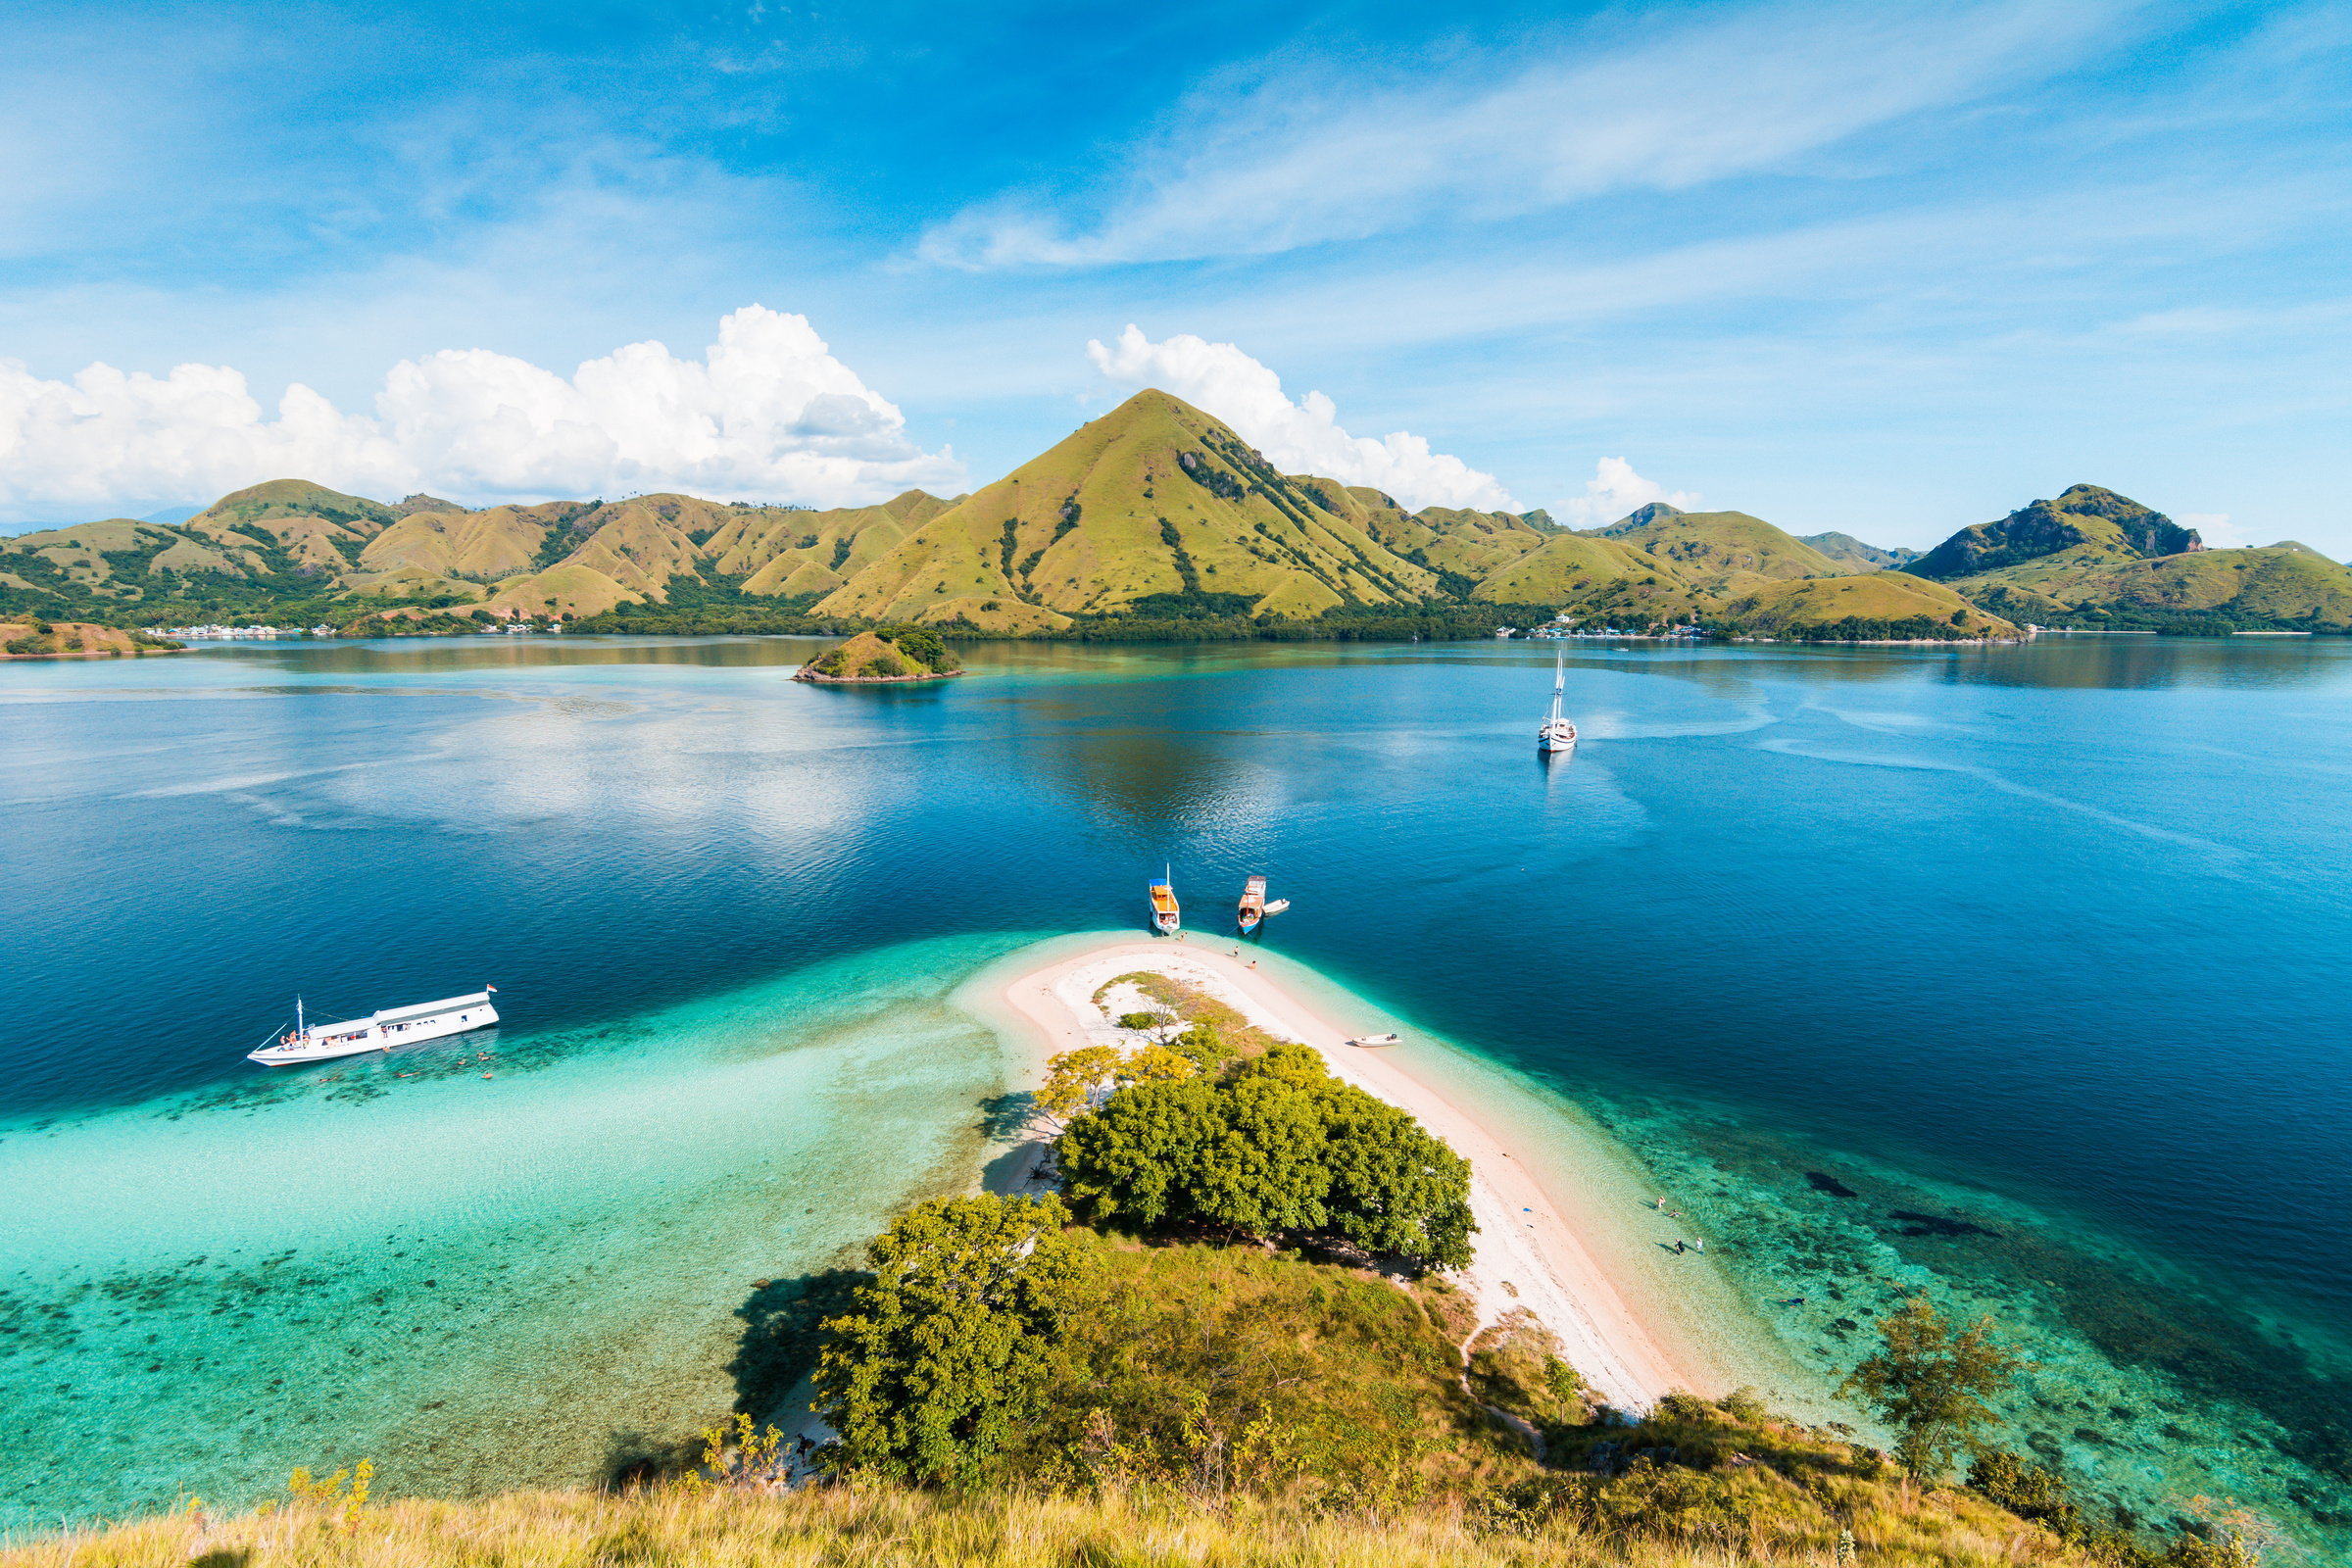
[{"left": 0, "top": 0, "right": 2346, "bottom": 550}]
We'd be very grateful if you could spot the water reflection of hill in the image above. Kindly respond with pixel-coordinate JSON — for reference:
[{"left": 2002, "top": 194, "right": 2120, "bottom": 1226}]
[{"left": 270, "top": 634, "right": 836, "bottom": 675}]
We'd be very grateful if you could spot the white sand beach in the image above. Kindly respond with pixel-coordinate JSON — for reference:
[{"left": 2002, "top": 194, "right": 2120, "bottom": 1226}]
[{"left": 990, "top": 935, "right": 1724, "bottom": 1413}]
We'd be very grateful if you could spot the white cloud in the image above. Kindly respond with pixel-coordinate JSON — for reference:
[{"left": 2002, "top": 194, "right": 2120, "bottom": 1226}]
[
  {"left": 1086, "top": 324, "right": 1518, "bottom": 512},
  {"left": 1555, "top": 457, "right": 1702, "bottom": 529},
  {"left": 925, "top": 1, "right": 2122, "bottom": 269},
  {"left": 0, "top": 306, "right": 963, "bottom": 514},
  {"left": 2179, "top": 512, "right": 2245, "bottom": 549}
]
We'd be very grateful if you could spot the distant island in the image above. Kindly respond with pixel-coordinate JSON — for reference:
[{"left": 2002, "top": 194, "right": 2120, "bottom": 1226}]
[
  {"left": 792, "top": 627, "right": 963, "bottom": 683},
  {"left": 4, "top": 391, "right": 2345, "bottom": 643}
]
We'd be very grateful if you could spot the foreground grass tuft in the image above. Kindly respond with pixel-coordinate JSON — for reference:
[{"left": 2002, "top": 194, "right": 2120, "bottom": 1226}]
[{"left": 2, "top": 1479, "right": 2123, "bottom": 1568}]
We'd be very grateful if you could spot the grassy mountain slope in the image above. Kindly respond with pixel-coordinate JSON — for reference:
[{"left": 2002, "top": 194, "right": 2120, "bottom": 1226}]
[
  {"left": 1, "top": 518, "right": 251, "bottom": 597},
  {"left": 1713, "top": 572, "right": 2014, "bottom": 637},
  {"left": 358, "top": 506, "right": 556, "bottom": 581},
  {"left": 1802, "top": 531, "right": 1919, "bottom": 569},
  {"left": 336, "top": 567, "right": 488, "bottom": 603},
  {"left": 1910, "top": 485, "right": 2200, "bottom": 581},
  {"left": 814, "top": 390, "right": 1444, "bottom": 626},
  {"left": 1595, "top": 505, "right": 1858, "bottom": 585},
  {"left": 1366, "top": 504, "right": 1556, "bottom": 586},
  {"left": 1473, "top": 531, "right": 1706, "bottom": 615},
  {"left": 180, "top": 480, "right": 399, "bottom": 573},
  {"left": 712, "top": 490, "right": 955, "bottom": 598},
  {"left": 1953, "top": 542, "right": 2352, "bottom": 629}
]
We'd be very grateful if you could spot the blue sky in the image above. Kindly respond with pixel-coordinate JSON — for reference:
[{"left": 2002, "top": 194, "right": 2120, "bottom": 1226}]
[{"left": 1, "top": 0, "right": 2346, "bottom": 549}]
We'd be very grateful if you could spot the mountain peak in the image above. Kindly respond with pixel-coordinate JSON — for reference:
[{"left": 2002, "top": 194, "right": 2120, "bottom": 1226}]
[
  {"left": 1614, "top": 502, "right": 1685, "bottom": 528},
  {"left": 1912, "top": 485, "right": 2200, "bottom": 580}
]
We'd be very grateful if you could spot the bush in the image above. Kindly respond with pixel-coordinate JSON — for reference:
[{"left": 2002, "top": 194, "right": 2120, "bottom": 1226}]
[
  {"left": 1115, "top": 1011, "right": 1168, "bottom": 1031},
  {"left": 1054, "top": 1042, "right": 1474, "bottom": 1272},
  {"left": 875, "top": 624, "right": 960, "bottom": 672},
  {"left": 812, "top": 1195, "right": 1091, "bottom": 1484},
  {"left": 1466, "top": 1309, "right": 1588, "bottom": 1427}
]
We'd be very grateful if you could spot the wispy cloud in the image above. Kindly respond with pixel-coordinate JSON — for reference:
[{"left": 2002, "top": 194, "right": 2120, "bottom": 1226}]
[
  {"left": 0, "top": 307, "right": 963, "bottom": 514},
  {"left": 1086, "top": 324, "right": 1517, "bottom": 511},
  {"left": 922, "top": 0, "right": 2129, "bottom": 269}
]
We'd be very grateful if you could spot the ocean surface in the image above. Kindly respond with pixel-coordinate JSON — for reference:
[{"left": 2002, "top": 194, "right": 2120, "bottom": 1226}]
[{"left": 4, "top": 634, "right": 2350, "bottom": 1546}]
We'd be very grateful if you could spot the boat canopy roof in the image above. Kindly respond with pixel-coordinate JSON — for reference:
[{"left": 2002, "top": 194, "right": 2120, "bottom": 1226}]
[{"left": 310, "top": 992, "right": 492, "bottom": 1034}]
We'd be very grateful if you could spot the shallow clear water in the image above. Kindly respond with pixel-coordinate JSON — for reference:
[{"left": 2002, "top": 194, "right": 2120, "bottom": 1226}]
[{"left": 4, "top": 635, "right": 2350, "bottom": 1544}]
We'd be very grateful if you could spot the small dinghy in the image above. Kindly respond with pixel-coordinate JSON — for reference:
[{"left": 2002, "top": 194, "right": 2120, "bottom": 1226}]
[{"left": 1345, "top": 1032, "right": 1401, "bottom": 1048}]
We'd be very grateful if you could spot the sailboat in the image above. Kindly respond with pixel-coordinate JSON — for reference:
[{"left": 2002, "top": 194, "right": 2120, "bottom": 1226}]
[
  {"left": 1238, "top": 875, "right": 1266, "bottom": 934},
  {"left": 1149, "top": 865, "right": 1181, "bottom": 935},
  {"left": 1538, "top": 651, "right": 1578, "bottom": 755}
]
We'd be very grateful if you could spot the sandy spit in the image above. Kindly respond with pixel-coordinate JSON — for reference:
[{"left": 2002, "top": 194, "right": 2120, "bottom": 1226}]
[{"left": 991, "top": 936, "right": 1720, "bottom": 1412}]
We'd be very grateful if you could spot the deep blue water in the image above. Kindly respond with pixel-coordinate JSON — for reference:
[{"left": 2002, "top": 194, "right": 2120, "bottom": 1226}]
[{"left": 4, "top": 634, "right": 2350, "bottom": 1540}]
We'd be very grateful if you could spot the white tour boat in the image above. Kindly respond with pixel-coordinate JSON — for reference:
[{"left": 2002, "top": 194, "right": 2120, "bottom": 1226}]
[
  {"left": 1538, "top": 652, "right": 1578, "bottom": 755},
  {"left": 248, "top": 990, "right": 499, "bottom": 1066}
]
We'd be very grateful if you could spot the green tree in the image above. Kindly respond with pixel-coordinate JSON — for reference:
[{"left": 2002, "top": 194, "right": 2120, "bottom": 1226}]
[
  {"left": 1167, "top": 1019, "right": 1236, "bottom": 1071},
  {"left": 1035, "top": 1045, "right": 1123, "bottom": 1123},
  {"left": 1838, "top": 1297, "right": 2020, "bottom": 1480},
  {"left": 1056, "top": 1075, "right": 1224, "bottom": 1226},
  {"left": 812, "top": 1194, "right": 1094, "bottom": 1484},
  {"left": 1054, "top": 1043, "right": 1475, "bottom": 1272}
]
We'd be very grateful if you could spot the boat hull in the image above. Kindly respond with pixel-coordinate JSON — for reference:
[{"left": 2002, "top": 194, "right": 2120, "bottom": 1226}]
[{"left": 249, "top": 996, "right": 499, "bottom": 1066}]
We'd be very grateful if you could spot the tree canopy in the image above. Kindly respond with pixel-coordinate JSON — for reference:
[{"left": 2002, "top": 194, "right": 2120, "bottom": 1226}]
[
  {"left": 1838, "top": 1297, "right": 2021, "bottom": 1480},
  {"left": 811, "top": 1194, "right": 1093, "bottom": 1484},
  {"left": 1054, "top": 1043, "right": 1474, "bottom": 1272}
]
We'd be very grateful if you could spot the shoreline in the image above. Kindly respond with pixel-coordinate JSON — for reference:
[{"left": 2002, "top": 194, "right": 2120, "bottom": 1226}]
[{"left": 969, "top": 932, "right": 1767, "bottom": 1413}]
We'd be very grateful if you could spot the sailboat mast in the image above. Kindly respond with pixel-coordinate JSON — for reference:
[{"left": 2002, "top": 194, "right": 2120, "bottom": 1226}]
[
  {"left": 1550, "top": 653, "right": 1565, "bottom": 722},
  {"left": 296, "top": 996, "right": 305, "bottom": 1040}
]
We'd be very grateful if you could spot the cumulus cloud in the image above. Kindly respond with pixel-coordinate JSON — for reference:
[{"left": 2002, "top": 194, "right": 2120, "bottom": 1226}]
[
  {"left": 1554, "top": 457, "right": 1702, "bottom": 528},
  {"left": 0, "top": 306, "right": 962, "bottom": 514},
  {"left": 1086, "top": 324, "right": 1518, "bottom": 513},
  {"left": 2179, "top": 512, "right": 2244, "bottom": 549},
  {"left": 926, "top": 1, "right": 2122, "bottom": 268}
]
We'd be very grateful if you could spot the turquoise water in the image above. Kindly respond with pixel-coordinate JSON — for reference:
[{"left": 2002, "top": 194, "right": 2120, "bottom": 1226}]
[{"left": 4, "top": 635, "right": 2351, "bottom": 1546}]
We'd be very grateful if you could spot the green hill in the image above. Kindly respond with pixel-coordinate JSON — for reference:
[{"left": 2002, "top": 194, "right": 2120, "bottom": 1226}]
[
  {"left": 1908, "top": 485, "right": 2352, "bottom": 630},
  {"left": 1364, "top": 504, "right": 1558, "bottom": 588},
  {"left": 1592, "top": 504, "right": 1858, "bottom": 586},
  {"left": 813, "top": 389, "right": 1446, "bottom": 628},
  {"left": 1953, "top": 541, "right": 2352, "bottom": 630},
  {"left": 1474, "top": 530, "right": 1715, "bottom": 621},
  {"left": 1910, "top": 485, "right": 2200, "bottom": 581},
  {"left": 1711, "top": 571, "right": 2013, "bottom": 638},
  {"left": 1801, "top": 531, "right": 1919, "bottom": 570}
]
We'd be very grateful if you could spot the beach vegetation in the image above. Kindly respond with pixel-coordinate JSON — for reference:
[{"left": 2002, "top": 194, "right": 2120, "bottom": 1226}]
[
  {"left": 810, "top": 1194, "right": 1092, "bottom": 1485},
  {"left": 1114, "top": 1009, "right": 1168, "bottom": 1031},
  {"left": 1839, "top": 1298, "right": 2022, "bottom": 1481},
  {"left": 1034, "top": 1044, "right": 1122, "bottom": 1122},
  {"left": 1467, "top": 1308, "right": 1591, "bottom": 1427},
  {"left": 1054, "top": 1042, "right": 1475, "bottom": 1272},
  {"left": 1170, "top": 1019, "right": 1239, "bottom": 1070},
  {"left": 1095, "top": 971, "right": 1282, "bottom": 1057}
]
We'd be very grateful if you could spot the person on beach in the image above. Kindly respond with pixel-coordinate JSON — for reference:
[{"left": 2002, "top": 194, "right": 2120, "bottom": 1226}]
[{"left": 1675, "top": 1240, "right": 1687, "bottom": 1254}]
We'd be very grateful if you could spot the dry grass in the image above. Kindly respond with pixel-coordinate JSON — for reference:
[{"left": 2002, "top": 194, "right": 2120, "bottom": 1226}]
[
  {"left": 1, "top": 1479, "right": 2106, "bottom": 1568},
  {"left": 1095, "top": 973, "right": 1282, "bottom": 1057}
]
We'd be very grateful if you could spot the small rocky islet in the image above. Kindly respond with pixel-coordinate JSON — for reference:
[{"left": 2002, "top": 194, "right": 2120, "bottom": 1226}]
[{"left": 791, "top": 627, "right": 963, "bottom": 683}]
